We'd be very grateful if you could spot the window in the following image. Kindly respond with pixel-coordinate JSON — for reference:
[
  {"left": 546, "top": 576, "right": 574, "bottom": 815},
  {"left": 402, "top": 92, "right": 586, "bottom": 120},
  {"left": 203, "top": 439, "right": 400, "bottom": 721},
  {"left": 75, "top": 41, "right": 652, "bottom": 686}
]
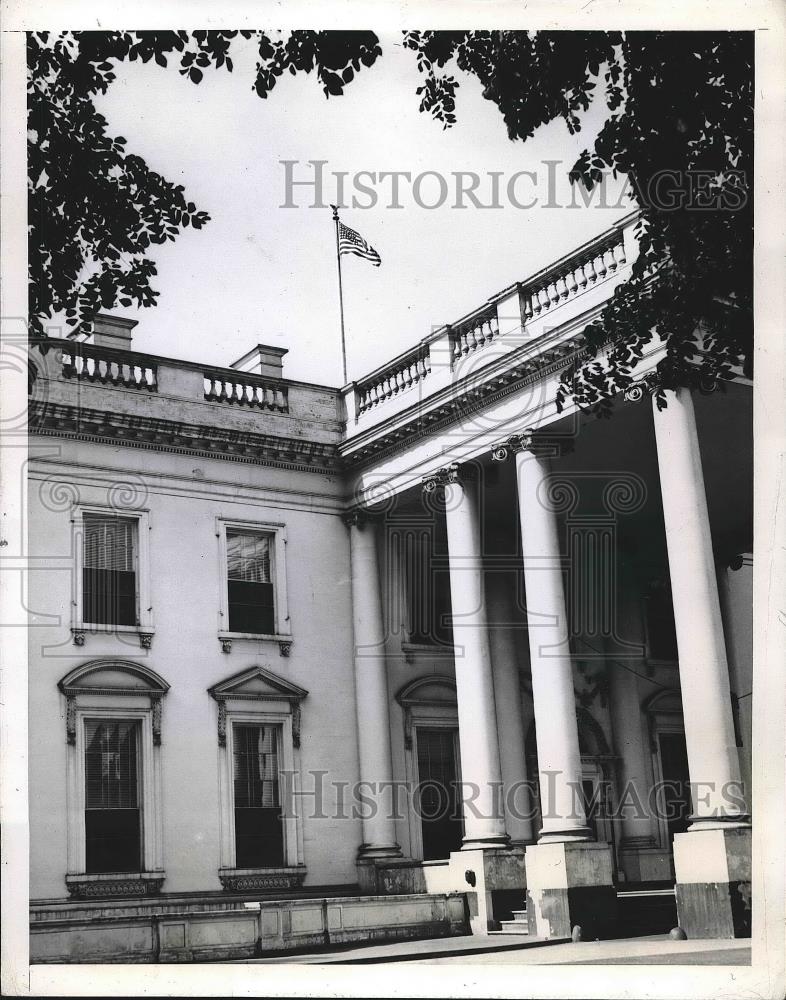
[
  {"left": 209, "top": 666, "right": 308, "bottom": 891},
  {"left": 71, "top": 506, "right": 153, "bottom": 644},
  {"left": 217, "top": 520, "right": 290, "bottom": 643},
  {"left": 226, "top": 531, "right": 274, "bottom": 634},
  {"left": 82, "top": 515, "right": 138, "bottom": 626},
  {"left": 232, "top": 723, "right": 284, "bottom": 867},
  {"left": 399, "top": 523, "right": 453, "bottom": 647},
  {"left": 59, "top": 659, "right": 168, "bottom": 898},
  {"left": 84, "top": 719, "right": 141, "bottom": 873}
]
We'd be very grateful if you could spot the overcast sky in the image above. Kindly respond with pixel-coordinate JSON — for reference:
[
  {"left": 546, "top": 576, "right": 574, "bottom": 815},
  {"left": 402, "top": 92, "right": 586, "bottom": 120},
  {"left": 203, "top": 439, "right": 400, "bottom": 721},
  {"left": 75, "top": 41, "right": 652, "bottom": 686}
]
[{"left": 95, "top": 33, "right": 632, "bottom": 386}]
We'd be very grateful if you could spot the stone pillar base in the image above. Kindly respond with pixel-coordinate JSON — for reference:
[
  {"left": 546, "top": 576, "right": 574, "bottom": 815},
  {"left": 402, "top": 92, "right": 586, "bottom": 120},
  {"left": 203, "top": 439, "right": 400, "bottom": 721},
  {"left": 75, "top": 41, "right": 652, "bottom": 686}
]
[
  {"left": 525, "top": 841, "right": 617, "bottom": 940},
  {"left": 673, "top": 826, "right": 751, "bottom": 939}
]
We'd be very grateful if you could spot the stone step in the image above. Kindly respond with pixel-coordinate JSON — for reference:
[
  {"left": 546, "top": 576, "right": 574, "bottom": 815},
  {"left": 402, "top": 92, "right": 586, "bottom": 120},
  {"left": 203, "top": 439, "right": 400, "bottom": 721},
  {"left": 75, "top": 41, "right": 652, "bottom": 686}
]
[
  {"left": 510, "top": 909, "right": 527, "bottom": 920},
  {"left": 498, "top": 919, "right": 529, "bottom": 935}
]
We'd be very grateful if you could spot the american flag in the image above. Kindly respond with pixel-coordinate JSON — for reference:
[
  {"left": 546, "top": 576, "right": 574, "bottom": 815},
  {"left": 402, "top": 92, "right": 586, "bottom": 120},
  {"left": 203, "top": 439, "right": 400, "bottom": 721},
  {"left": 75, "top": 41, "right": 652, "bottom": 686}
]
[{"left": 338, "top": 221, "right": 381, "bottom": 267}]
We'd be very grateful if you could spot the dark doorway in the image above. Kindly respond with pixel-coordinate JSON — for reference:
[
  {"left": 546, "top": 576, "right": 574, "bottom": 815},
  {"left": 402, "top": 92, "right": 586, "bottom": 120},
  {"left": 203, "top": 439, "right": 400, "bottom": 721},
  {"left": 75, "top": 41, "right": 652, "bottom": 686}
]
[
  {"left": 657, "top": 730, "right": 692, "bottom": 841},
  {"left": 416, "top": 728, "right": 463, "bottom": 860}
]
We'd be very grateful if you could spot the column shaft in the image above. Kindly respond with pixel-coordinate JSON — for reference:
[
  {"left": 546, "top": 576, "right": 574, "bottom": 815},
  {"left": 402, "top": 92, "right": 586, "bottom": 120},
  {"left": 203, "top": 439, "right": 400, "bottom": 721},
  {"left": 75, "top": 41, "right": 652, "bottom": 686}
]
[
  {"left": 651, "top": 389, "right": 747, "bottom": 826},
  {"left": 442, "top": 475, "right": 508, "bottom": 849},
  {"left": 349, "top": 519, "right": 401, "bottom": 858},
  {"left": 515, "top": 447, "right": 590, "bottom": 842},
  {"left": 488, "top": 577, "right": 535, "bottom": 844}
]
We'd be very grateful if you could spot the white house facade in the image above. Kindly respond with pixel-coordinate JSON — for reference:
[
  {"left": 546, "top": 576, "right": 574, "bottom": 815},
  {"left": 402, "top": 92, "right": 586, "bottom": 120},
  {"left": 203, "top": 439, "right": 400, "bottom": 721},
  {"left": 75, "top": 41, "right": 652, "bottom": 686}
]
[{"left": 27, "top": 211, "right": 753, "bottom": 962}]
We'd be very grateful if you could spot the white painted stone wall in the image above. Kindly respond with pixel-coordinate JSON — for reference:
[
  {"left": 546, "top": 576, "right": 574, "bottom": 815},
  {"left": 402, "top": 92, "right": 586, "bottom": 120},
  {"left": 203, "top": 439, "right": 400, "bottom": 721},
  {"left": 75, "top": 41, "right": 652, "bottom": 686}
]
[{"left": 28, "top": 440, "right": 361, "bottom": 899}]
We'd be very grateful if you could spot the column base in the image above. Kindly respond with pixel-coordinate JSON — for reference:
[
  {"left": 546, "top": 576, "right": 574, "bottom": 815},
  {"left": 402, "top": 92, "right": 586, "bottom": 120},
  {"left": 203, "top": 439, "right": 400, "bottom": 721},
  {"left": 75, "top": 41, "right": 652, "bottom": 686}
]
[
  {"left": 356, "top": 844, "right": 403, "bottom": 894},
  {"left": 525, "top": 841, "right": 617, "bottom": 940},
  {"left": 673, "top": 826, "right": 751, "bottom": 939}
]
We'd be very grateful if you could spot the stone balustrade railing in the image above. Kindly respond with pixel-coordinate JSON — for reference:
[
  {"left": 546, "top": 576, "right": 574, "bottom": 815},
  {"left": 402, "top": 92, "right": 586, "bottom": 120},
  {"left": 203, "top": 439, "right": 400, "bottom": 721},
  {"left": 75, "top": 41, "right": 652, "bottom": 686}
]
[
  {"left": 61, "top": 341, "right": 158, "bottom": 391},
  {"left": 356, "top": 344, "right": 432, "bottom": 416},
  {"left": 448, "top": 303, "right": 500, "bottom": 362},
  {"left": 203, "top": 370, "right": 289, "bottom": 412},
  {"left": 347, "top": 214, "right": 636, "bottom": 427},
  {"left": 520, "top": 230, "right": 627, "bottom": 323}
]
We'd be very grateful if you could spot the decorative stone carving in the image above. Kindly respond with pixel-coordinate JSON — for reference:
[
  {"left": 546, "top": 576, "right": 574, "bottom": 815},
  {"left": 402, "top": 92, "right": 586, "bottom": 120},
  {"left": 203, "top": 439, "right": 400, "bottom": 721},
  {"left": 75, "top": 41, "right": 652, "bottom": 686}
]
[
  {"left": 208, "top": 665, "right": 309, "bottom": 748},
  {"left": 66, "top": 876, "right": 165, "bottom": 899},
  {"left": 58, "top": 659, "right": 170, "bottom": 746},
  {"left": 139, "top": 632, "right": 153, "bottom": 650},
  {"left": 217, "top": 701, "right": 227, "bottom": 747},
  {"left": 278, "top": 640, "right": 293, "bottom": 658},
  {"left": 218, "top": 868, "right": 307, "bottom": 893},
  {"left": 220, "top": 638, "right": 232, "bottom": 654},
  {"left": 623, "top": 374, "right": 658, "bottom": 403},
  {"left": 72, "top": 630, "right": 86, "bottom": 647},
  {"left": 151, "top": 695, "right": 162, "bottom": 746},
  {"left": 421, "top": 463, "right": 460, "bottom": 494},
  {"left": 491, "top": 431, "right": 565, "bottom": 462},
  {"left": 66, "top": 695, "right": 76, "bottom": 745}
]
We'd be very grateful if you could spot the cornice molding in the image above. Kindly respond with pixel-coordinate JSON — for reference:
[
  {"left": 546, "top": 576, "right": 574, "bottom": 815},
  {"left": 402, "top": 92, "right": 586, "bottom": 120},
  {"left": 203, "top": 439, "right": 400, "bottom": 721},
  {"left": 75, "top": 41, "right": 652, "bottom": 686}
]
[
  {"left": 342, "top": 334, "right": 588, "bottom": 469},
  {"left": 30, "top": 400, "right": 340, "bottom": 474}
]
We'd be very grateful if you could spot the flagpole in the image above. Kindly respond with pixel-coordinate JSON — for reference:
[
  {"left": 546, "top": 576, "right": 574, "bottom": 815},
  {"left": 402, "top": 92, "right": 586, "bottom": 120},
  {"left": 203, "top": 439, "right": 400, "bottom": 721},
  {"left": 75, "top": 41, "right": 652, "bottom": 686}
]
[{"left": 331, "top": 205, "right": 348, "bottom": 386}]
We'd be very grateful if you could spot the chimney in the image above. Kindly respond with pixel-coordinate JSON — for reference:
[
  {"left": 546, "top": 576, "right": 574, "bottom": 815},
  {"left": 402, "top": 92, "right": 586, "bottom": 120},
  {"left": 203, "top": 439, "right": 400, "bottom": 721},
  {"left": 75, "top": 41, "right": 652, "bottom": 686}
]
[
  {"left": 230, "top": 344, "right": 289, "bottom": 380},
  {"left": 74, "top": 313, "right": 138, "bottom": 351}
]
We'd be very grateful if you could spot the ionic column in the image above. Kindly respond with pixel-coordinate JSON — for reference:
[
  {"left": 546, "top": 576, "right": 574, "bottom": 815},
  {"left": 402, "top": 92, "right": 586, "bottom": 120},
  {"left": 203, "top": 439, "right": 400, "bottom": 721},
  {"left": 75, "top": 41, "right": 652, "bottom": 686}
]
[
  {"left": 651, "top": 389, "right": 747, "bottom": 827},
  {"left": 423, "top": 465, "right": 508, "bottom": 849},
  {"left": 649, "top": 386, "right": 750, "bottom": 939},
  {"left": 486, "top": 574, "right": 535, "bottom": 845},
  {"left": 346, "top": 511, "right": 401, "bottom": 860},
  {"left": 493, "top": 434, "right": 616, "bottom": 941},
  {"left": 498, "top": 435, "right": 591, "bottom": 843}
]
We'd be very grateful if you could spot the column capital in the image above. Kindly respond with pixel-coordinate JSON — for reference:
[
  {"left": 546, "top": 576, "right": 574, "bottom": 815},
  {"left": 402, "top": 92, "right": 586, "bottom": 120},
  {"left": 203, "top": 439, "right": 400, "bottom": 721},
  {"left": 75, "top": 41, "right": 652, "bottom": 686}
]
[
  {"left": 623, "top": 373, "right": 659, "bottom": 403},
  {"left": 491, "top": 431, "right": 567, "bottom": 462},
  {"left": 421, "top": 462, "right": 477, "bottom": 494},
  {"left": 342, "top": 507, "right": 380, "bottom": 529}
]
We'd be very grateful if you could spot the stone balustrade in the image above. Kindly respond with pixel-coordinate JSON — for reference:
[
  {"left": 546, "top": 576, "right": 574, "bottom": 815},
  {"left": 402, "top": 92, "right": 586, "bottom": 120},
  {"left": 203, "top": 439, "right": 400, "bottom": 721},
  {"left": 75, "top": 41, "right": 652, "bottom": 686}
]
[
  {"left": 520, "top": 231, "right": 627, "bottom": 323},
  {"left": 203, "top": 369, "right": 289, "bottom": 413},
  {"left": 356, "top": 344, "right": 432, "bottom": 416},
  {"left": 345, "top": 212, "right": 637, "bottom": 431},
  {"left": 61, "top": 341, "right": 157, "bottom": 391},
  {"left": 448, "top": 304, "right": 500, "bottom": 362}
]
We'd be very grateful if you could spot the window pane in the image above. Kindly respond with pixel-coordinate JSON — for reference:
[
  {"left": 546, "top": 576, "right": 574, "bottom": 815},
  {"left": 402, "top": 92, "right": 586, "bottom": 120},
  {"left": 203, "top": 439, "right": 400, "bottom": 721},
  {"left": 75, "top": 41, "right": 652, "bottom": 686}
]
[
  {"left": 232, "top": 724, "right": 284, "bottom": 867},
  {"left": 82, "top": 516, "right": 137, "bottom": 625},
  {"left": 83, "top": 515, "right": 135, "bottom": 571},
  {"left": 84, "top": 720, "right": 141, "bottom": 874},
  {"left": 227, "top": 532, "right": 271, "bottom": 583},
  {"left": 226, "top": 532, "right": 275, "bottom": 633},
  {"left": 233, "top": 724, "right": 280, "bottom": 808},
  {"left": 85, "top": 720, "right": 139, "bottom": 808},
  {"left": 404, "top": 527, "right": 453, "bottom": 646}
]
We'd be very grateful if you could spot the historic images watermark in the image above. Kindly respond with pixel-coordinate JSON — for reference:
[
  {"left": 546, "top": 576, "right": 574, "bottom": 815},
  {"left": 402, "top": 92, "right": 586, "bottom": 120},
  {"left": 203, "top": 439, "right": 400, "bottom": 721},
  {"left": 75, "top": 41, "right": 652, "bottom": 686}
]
[
  {"left": 277, "top": 771, "right": 749, "bottom": 824},
  {"left": 280, "top": 159, "right": 748, "bottom": 212}
]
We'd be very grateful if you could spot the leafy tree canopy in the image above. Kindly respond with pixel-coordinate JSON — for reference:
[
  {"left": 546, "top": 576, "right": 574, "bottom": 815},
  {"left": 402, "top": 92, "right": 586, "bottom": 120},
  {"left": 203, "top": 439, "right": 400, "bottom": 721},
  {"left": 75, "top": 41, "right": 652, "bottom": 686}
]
[{"left": 28, "top": 29, "right": 752, "bottom": 411}]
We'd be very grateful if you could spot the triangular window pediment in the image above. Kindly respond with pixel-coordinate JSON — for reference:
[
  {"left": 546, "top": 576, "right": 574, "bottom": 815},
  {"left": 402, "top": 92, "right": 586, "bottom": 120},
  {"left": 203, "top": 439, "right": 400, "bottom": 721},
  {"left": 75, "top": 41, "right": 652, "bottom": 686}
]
[{"left": 208, "top": 665, "right": 308, "bottom": 704}]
